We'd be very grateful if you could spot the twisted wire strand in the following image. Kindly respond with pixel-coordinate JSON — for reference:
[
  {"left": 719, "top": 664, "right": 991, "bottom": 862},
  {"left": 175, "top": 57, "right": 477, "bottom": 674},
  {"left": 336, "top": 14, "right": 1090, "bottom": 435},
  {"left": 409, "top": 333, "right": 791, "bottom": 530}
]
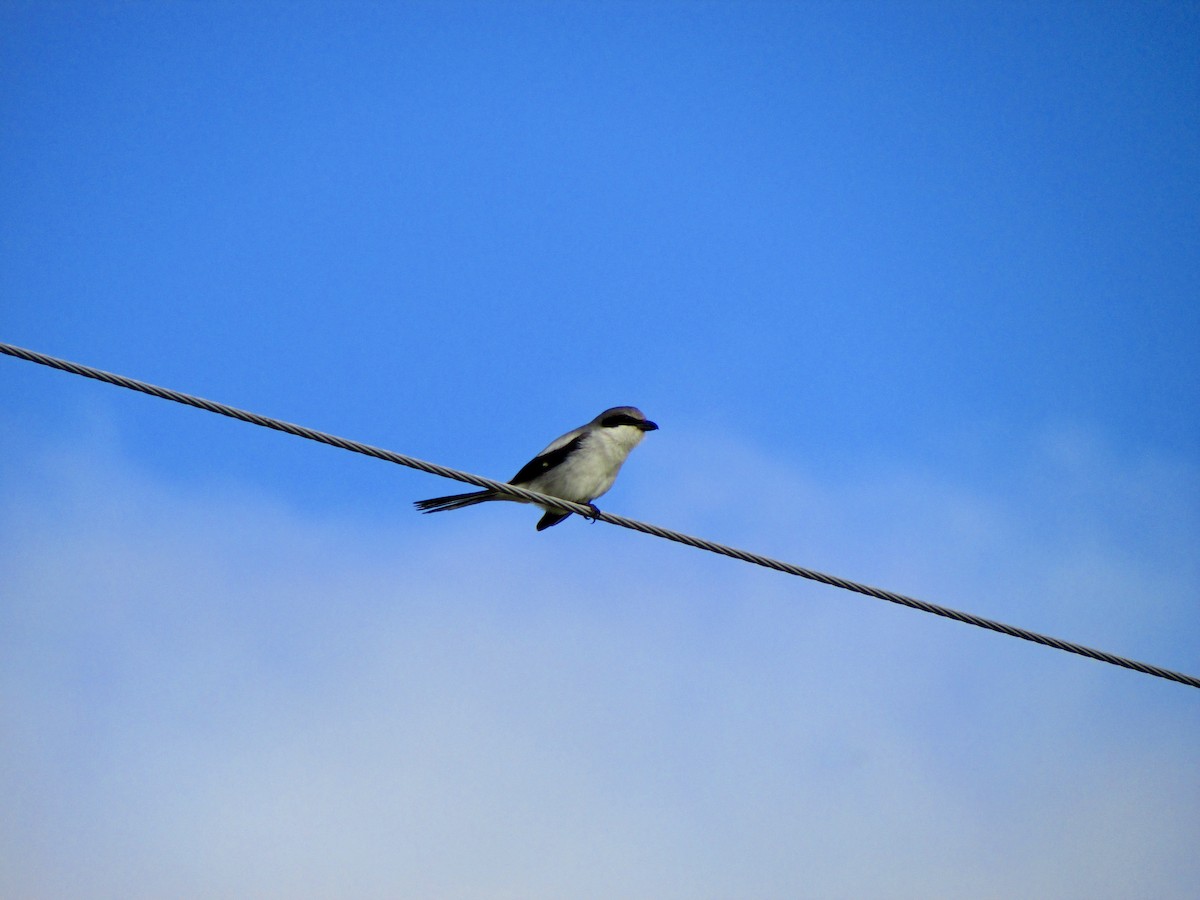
[{"left": 3, "top": 340, "right": 1197, "bottom": 690}]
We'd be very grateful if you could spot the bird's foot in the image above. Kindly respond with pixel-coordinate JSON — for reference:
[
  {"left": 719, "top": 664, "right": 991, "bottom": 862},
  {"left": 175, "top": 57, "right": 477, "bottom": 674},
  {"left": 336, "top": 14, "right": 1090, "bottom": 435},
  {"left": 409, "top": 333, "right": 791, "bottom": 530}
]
[{"left": 584, "top": 503, "right": 601, "bottom": 523}]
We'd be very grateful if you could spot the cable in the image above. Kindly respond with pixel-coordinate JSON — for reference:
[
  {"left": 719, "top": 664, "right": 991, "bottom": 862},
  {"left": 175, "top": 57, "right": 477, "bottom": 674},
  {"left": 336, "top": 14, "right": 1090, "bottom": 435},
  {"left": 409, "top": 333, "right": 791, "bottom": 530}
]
[{"left": 3, "top": 340, "right": 1198, "bottom": 690}]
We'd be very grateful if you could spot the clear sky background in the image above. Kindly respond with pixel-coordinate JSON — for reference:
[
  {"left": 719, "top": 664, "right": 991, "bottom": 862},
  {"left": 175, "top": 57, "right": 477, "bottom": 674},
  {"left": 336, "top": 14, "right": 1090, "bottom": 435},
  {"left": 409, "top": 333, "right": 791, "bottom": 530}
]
[{"left": 2, "top": 2, "right": 1198, "bottom": 897}]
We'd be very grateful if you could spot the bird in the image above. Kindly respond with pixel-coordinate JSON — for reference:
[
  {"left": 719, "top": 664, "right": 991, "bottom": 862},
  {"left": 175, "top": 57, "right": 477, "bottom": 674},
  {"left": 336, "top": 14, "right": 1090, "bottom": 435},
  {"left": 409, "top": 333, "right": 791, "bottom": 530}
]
[{"left": 414, "top": 406, "right": 659, "bottom": 531}]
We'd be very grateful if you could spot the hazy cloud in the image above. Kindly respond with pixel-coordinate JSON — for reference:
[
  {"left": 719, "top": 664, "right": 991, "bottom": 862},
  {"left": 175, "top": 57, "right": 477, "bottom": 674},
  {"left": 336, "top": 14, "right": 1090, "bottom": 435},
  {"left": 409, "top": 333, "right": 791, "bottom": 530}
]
[{"left": 2, "top": 426, "right": 1197, "bottom": 898}]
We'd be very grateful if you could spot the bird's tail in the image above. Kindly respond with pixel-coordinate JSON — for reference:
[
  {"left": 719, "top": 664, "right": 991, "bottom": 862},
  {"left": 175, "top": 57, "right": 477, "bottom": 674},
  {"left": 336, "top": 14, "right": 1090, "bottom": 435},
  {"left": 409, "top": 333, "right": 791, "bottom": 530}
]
[{"left": 413, "top": 490, "right": 496, "bottom": 514}]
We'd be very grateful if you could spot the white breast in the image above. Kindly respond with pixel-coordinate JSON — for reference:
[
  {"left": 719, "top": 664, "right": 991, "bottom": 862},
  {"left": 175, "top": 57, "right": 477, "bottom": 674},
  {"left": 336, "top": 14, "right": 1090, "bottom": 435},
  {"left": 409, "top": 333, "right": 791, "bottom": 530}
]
[{"left": 529, "top": 425, "right": 646, "bottom": 504}]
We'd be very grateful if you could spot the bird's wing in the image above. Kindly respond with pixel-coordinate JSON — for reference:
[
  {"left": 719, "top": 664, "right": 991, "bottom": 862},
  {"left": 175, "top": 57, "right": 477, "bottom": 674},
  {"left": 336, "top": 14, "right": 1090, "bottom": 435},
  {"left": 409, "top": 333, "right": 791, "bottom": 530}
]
[{"left": 509, "top": 432, "right": 587, "bottom": 485}]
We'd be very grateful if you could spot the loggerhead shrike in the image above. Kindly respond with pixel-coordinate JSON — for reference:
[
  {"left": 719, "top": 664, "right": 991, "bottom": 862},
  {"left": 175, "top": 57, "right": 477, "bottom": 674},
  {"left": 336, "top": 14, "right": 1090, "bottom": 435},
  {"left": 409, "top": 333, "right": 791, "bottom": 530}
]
[{"left": 414, "top": 406, "right": 658, "bottom": 531}]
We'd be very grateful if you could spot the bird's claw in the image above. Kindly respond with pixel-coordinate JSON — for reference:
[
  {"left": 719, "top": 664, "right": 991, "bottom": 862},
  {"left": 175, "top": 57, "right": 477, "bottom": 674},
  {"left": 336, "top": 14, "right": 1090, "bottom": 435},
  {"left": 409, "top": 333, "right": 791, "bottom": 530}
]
[{"left": 584, "top": 503, "right": 601, "bottom": 523}]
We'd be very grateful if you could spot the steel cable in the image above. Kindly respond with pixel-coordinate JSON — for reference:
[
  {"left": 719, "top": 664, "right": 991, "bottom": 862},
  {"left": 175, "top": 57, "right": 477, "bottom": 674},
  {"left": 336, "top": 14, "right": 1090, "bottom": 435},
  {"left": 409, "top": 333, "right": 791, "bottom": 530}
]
[{"left": 3, "top": 341, "right": 1197, "bottom": 689}]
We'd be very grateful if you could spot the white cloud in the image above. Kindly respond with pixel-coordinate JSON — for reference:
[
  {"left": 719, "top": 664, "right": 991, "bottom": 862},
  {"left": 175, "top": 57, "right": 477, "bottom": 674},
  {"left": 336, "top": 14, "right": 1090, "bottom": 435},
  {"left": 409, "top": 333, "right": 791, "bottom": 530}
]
[{"left": 2, "top": 424, "right": 1197, "bottom": 898}]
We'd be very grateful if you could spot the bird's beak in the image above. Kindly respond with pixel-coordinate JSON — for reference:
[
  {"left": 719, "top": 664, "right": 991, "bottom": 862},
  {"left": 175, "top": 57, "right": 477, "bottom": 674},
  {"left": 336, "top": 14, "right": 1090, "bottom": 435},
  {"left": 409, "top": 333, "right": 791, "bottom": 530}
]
[{"left": 639, "top": 420, "right": 659, "bottom": 431}]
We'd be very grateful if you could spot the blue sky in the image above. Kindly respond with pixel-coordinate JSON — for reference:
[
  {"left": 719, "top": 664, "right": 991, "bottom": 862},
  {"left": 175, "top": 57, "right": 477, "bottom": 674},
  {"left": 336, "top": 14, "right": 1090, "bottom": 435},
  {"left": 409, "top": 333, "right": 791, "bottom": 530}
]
[{"left": 2, "top": 2, "right": 1198, "bottom": 896}]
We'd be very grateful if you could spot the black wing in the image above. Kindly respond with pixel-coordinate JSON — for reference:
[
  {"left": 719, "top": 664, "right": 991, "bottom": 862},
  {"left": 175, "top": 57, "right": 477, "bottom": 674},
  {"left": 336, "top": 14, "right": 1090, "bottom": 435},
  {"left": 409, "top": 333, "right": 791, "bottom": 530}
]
[
  {"left": 509, "top": 433, "right": 586, "bottom": 485},
  {"left": 536, "top": 510, "right": 573, "bottom": 531}
]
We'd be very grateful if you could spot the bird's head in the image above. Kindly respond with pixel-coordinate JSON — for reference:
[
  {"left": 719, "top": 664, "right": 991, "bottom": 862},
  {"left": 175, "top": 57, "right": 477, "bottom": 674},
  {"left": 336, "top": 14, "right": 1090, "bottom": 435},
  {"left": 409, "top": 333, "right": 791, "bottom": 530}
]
[{"left": 595, "top": 406, "right": 658, "bottom": 432}]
